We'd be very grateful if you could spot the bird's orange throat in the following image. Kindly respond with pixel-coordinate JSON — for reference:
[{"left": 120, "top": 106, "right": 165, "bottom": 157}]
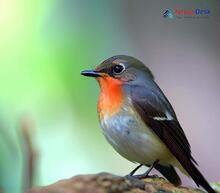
[{"left": 97, "top": 76, "right": 124, "bottom": 119}]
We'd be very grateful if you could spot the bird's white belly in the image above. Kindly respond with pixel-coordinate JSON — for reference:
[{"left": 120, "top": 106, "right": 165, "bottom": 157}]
[{"left": 100, "top": 110, "right": 173, "bottom": 165}]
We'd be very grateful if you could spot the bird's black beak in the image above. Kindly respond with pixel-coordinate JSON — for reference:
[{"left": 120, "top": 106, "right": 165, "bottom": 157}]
[{"left": 81, "top": 70, "right": 102, "bottom": 77}]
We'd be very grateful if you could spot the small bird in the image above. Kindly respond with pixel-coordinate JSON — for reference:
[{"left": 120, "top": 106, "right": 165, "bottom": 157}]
[{"left": 81, "top": 55, "right": 215, "bottom": 193}]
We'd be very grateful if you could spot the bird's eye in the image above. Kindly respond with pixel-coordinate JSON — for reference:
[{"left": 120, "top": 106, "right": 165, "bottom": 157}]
[{"left": 113, "top": 64, "right": 125, "bottom": 74}]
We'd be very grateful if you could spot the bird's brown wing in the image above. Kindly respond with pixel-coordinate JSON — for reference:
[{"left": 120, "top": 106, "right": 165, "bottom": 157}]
[{"left": 130, "top": 84, "right": 215, "bottom": 193}]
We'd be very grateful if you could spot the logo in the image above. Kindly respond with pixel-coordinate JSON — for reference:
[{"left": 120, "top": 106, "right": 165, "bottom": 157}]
[
  {"left": 163, "top": 8, "right": 210, "bottom": 19},
  {"left": 163, "top": 10, "right": 174, "bottom": 19}
]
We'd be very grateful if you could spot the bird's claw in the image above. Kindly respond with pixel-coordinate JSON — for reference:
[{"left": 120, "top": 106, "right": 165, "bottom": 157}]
[{"left": 125, "top": 173, "right": 159, "bottom": 180}]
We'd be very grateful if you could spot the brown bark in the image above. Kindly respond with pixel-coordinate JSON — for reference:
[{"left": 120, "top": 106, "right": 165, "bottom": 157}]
[{"left": 25, "top": 173, "right": 214, "bottom": 193}]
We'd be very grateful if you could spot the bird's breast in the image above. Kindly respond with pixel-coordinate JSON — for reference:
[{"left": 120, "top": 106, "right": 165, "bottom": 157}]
[
  {"left": 99, "top": 99, "right": 173, "bottom": 164},
  {"left": 97, "top": 76, "right": 124, "bottom": 119}
]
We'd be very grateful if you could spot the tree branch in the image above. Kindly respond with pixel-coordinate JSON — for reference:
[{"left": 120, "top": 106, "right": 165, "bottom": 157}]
[{"left": 24, "top": 173, "right": 218, "bottom": 193}]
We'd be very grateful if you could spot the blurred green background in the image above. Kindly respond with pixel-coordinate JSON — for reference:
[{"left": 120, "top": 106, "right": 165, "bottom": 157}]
[
  {"left": 0, "top": 0, "right": 219, "bottom": 193},
  {"left": 0, "top": 1, "right": 135, "bottom": 193}
]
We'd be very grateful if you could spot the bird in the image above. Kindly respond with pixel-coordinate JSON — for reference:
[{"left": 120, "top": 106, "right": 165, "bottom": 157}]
[{"left": 81, "top": 55, "right": 215, "bottom": 193}]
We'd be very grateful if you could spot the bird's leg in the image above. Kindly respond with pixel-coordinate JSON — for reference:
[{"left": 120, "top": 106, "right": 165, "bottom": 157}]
[
  {"left": 132, "top": 160, "right": 159, "bottom": 179},
  {"left": 128, "top": 164, "right": 143, "bottom": 176}
]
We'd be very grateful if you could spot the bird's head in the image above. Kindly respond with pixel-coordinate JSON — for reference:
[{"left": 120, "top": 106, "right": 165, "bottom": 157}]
[
  {"left": 81, "top": 55, "right": 154, "bottom": 86},
  {"left": 81, "top": 55, "right": 154, "bottom": 117}
]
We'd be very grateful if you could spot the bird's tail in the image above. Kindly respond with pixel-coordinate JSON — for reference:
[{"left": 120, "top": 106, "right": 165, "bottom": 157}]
[
  {"left": 177, "top": 157, "right": 215, "bottom": 193},
  {"left": 154, "top": 164, "right": 181, "bottom": 186}
]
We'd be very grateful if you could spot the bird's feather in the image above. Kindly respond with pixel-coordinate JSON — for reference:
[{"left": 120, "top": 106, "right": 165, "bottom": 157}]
[
  {"left": 154, "top": 164, "right": 181, "bottom": 186},
  {"left": 130, "top": 84, "right": 215, "bottom": 193},
  {"left": 129, "top": 84, "right": 193, "bottom": 160}
]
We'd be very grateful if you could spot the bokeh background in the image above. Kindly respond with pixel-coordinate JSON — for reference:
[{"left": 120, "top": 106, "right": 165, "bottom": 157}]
[{"left": 0, "top": 0, "right": 219, "bottom": 193}]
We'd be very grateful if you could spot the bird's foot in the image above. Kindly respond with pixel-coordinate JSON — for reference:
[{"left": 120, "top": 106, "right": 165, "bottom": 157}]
[
  {"left": 133, "top": 174, "right": 158, "bottom": 180},
  {"left": 125, "top": 173, "right": 159, "bottom": 180},
  {"left": 125, "top": 175, "right": 146, "bottom": 189},
  {"left": 126, "top": 161, "right": 159, "bottom": 180}
]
